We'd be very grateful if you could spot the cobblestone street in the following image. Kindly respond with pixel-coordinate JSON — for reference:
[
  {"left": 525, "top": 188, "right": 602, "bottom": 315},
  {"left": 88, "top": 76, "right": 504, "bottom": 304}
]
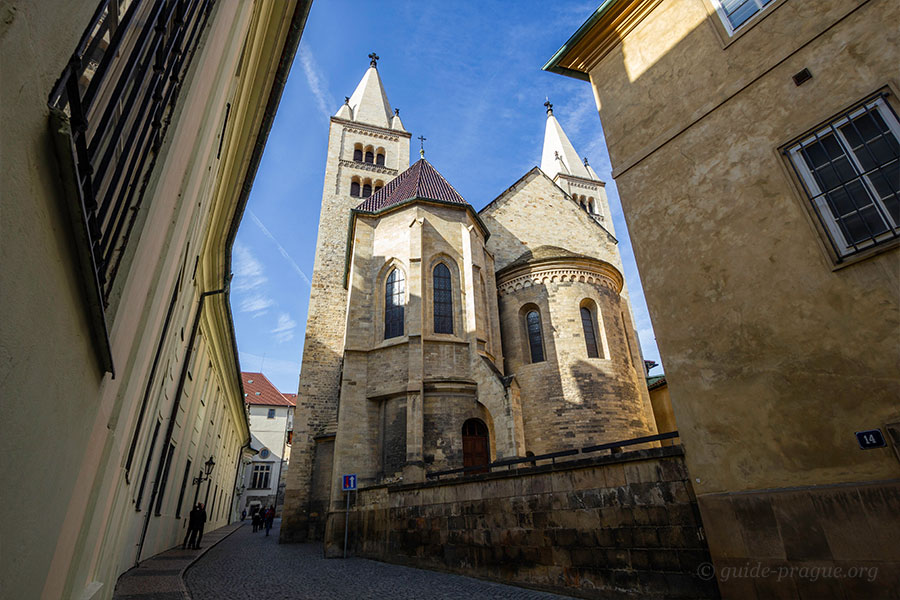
[{"left": 185, "top": 520, "right": 571, "bottom": 599}]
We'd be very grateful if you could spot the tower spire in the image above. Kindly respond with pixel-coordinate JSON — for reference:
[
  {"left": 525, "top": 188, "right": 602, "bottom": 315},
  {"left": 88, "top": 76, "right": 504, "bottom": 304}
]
[
  {"left": 540, "top": 104, "right": 593, "bottom": 180},
  {"left": 338, "top": 53, "right": 394, "bottom": 128},
  {"left": 418, "top": 135, "right": 426, "bottom": 158}
]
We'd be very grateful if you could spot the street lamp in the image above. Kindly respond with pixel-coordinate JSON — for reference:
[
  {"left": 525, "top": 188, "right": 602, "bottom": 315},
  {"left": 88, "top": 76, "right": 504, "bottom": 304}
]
[{"left": 192, "top": 456, "right": 215, "bottom": 507}]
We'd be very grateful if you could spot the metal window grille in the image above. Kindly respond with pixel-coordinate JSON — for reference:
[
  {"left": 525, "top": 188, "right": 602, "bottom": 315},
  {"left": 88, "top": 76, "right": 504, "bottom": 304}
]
[
  {"left": 385, "top": 268, "right": 405, "bottom": 339},
  {"left": 48, "top": 0, "right": 214, "bottom": 310},
  {"left": 175, "top": 458, "right": 191, "bottom": 518},
  {"left": 787, "top": 95, "right": 900, "bottom": 261},
  {"left": 433, "top": 263, "right": 453, "bottom": 334},
  {"left": 154, "top": 442, "right": 176, "bottom": 515},
  {"left": 526, "top": 310, "right": 545, "bottom": 363},
  {"left": 581, "top": 306, "right": 600, "bottom": 359},
  {"left": 715, "top": 0, "right": 775, "bottom": 33}
]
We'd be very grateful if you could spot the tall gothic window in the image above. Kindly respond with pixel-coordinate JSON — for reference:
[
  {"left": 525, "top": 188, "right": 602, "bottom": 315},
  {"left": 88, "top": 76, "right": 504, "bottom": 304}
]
[
  {"left": 433, "top": 263, "right": 453, "bottom": 334},
  {"left": 385, "top": 268, "right": 405, "bottom": 339},
  {"left": 581, "top": 306, "right": 600, "bottom": 358},
  {"left": 526, "top": 310, "right": 544, "bottom": 363}
]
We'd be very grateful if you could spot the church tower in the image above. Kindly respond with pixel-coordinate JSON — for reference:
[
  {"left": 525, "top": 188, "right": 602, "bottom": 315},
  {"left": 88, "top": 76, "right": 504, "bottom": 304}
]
[{"left": 281, "top": 55, "right": 411, "bottom": 542}]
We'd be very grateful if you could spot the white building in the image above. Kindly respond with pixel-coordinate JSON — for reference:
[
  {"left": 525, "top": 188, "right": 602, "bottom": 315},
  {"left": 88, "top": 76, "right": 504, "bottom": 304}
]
[{"left": 241, "top": 372, "right": 295, "bottom": 515}]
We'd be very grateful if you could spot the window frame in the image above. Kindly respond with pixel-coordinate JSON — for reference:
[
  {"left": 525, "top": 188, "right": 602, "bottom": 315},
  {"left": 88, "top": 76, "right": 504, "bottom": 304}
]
[
  {"left": 250, "top": 462, "right": 272, "bottom": 489},
  {"left": 433, "top": 262, "right": 454, "bottom": 335},
  {"left": 711, "top": 0, "right": 775, "bottom": 36},
  {"left": 784, "top": 94, "right": 900, "bottom": 263},
  {"left": 267, "top": 408, "right": 276, "bottom": 419},
  {"left": 580, "top": 305, "right": 601, "bottom": 359},
  {"left": 384, "top": 267, "right": 406, "bottom": 340},
  {"left": 525, "top": 309, "right": 545, "bottom": 364}
]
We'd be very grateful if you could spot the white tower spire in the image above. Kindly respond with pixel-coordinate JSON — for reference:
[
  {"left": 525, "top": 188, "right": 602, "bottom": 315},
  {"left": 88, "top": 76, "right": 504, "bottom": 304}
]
[
  {"left": 540, "top": 100, "right": 594, "bottom": 180},
  {"left": 337, "top": 52, "right": 395, "bottom": 129}
]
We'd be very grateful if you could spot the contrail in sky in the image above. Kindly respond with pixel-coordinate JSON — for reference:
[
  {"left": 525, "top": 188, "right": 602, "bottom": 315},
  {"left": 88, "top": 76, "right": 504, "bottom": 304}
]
[{"left": 248, "top": 210, "right": 312, "bottom": 287}]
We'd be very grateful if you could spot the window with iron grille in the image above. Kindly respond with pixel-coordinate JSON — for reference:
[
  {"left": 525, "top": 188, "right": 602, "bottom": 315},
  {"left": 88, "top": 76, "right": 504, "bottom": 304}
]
[
  {"left": 786, "top": 95, "right": 899, "bottom": 261},
  {"left": 581, "top": 306, "right": 600, "bottom": 359},
  {"left": 48, "top": 0, "right": 215, "bottom": 368},
  {"left": 250, "top": 463, "right": 271, "bottom": 489},
  {"left": 433, "top": 263, "right": 453, "bottom": 334},
  {"left": 385, "top": 268, "right": 405, "bottom": 339},
  {"left": 713, "top": 0, "right": 775, "bottom": 34},
  {"left": 526, "top": 310, "right": 545, "bottom": 363}
]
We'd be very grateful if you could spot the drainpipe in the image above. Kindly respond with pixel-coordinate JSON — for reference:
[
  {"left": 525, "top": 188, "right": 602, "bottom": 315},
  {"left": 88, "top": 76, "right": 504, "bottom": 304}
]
[
  {"left": 230, "top": 438, "right": 251, "bottom": 521},
  {"left": 134, "top": 286, "right": 226, "bottom": 566}
]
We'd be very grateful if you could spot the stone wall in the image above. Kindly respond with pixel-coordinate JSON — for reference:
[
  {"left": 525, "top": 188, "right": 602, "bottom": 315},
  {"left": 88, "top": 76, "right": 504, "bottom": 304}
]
[{"left": 325, "top": 446, "right": 718, "bottom": 599}]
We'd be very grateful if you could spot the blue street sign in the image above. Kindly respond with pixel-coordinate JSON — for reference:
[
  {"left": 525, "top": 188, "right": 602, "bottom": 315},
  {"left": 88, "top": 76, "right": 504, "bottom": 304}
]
[
  {"left": 342, "top": 473, "right": 357, "bottom": 491},
  {"left": 856, "top": 429, "right": 886, "bottom": 450}
]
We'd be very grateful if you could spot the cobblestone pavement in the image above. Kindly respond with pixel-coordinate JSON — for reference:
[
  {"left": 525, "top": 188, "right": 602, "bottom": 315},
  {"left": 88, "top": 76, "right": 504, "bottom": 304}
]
[{"left": 185, "top": 519, "right": 572, "bottom": 599}]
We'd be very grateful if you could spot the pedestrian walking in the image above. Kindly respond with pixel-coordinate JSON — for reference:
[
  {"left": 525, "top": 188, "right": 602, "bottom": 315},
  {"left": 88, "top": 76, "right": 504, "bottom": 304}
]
[
  {"left": 251, "top": 508, "right": 260, "bottom": 532},
  {"left": 241, "top": 509, "right": 246, "bottom": 521},
  {"left": 183, "top": 503, "right": 201, "bottom": 549},
  {"left": 194, "top": 502, "right": 208, "bottom": 549},
  {"left": 264, "top": 506, "right": 275, "bottom": 536}
]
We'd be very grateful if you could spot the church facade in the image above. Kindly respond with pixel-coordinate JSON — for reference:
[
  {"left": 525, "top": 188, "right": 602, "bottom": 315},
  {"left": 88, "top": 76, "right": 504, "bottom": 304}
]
[{"left": 281, "top": 57, "right": 657, "bottom": 542}]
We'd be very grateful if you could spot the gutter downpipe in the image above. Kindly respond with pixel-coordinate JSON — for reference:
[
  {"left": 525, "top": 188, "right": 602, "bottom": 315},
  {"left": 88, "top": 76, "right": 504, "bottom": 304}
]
[
  {"left": 134, "top": 286, "right": 226, "bottom": 567},
  {"left": 230, "top": 436, "right": 251, "bottom": 521}
]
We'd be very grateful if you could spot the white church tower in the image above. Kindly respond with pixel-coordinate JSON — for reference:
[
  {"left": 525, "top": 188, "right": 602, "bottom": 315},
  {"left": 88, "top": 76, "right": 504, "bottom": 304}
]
[{"left": 281, "top": 54, "right": 411, "bottom": 542}]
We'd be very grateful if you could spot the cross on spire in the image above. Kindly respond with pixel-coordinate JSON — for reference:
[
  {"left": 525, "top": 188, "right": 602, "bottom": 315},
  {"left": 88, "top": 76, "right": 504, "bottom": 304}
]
[
  {"left": 418, "top": 135, "right": 427, "bottom": 158},
  {"left": 544, "top": 98, "right": 553, "bottom": 115},
  {"left": 368, "top": 52, "right": 379, "bottom": 67}
]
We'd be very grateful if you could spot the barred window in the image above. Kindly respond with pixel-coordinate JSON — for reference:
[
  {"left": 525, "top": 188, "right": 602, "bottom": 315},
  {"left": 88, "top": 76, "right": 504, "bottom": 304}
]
[
  {"left": 713, "top": 0, "right": 775, "bottom": 33},
  {"left": 385, "top": 268, "right": 405, "bottom": 339},
  {"left": 433, "top": 263, "right": 453, "bottom": 334},
  {"left": 250, "top": 463, "right": 271, "bottom": 489},
  {"left": 787, "top": 96, "right": 899, "bottom": 260},
  {"left": 48, "top": 0, "right": 214, "bottom": 312},
  {"left": 526, "top": 310, "right": 545, "bottom": 363},
  {"left": 581, "top": 306, "right": 600, "bottom": 359}
]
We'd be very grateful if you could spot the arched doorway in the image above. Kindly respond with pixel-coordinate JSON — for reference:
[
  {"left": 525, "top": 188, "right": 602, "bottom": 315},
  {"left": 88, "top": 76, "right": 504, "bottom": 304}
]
[{"left": 462, "top": 418, "right": 489, "bottom": 473}]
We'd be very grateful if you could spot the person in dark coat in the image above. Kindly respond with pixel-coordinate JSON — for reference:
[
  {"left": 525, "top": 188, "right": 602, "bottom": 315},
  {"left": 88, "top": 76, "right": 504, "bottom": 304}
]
[
  {"left": 193, "top": 502, "right": 208, "bottom": 549},
  {"left": 264, "top": 506, "right": 275, "bottom": 536},
  {"left": 183, "top": 503, "right": 201, "bottom": 549},
  {"left": 251, "top": 508, "right": 261, "bottom": 532}
]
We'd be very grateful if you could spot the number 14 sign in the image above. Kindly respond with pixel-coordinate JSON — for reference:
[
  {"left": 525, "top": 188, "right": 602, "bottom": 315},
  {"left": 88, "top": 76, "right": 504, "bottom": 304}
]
[{"left": 342, "top": 474, "right": 357, "bottom": 491}]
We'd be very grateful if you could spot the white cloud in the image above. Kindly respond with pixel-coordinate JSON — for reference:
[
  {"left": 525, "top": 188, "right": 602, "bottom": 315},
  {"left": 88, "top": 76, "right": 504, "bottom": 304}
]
[
  {"left": 271, "top": 312, "right": 297, "bottom": 343},
  {"left": 298, "top": 41, "right": 334, "bottom": 121},
  {"left": 239, "top": 294, "right": 274, "bottom": 316},
  {"left": 232, "top": 243, "right": 267, "bottom": 291}
]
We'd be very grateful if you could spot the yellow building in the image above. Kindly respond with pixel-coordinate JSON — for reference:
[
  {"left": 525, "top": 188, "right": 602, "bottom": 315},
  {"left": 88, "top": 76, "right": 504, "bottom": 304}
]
[
  {"left": 546, "top": 0, "right": 899, "bottom": 596},
  {"left": 0, "top": 2, "right": 310, "bottom": 598}
]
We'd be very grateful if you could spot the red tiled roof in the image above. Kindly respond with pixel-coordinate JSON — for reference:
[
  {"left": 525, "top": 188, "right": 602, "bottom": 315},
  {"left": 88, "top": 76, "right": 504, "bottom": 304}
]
[
  {"left": 282, "top": 393, "right": 297, "bottom": 407},
  {"left": 241, "top": 372, "right": 294, "bottom": 406},
  {"left": 354, "top": 158, "right": 468, "bottom": 213}
]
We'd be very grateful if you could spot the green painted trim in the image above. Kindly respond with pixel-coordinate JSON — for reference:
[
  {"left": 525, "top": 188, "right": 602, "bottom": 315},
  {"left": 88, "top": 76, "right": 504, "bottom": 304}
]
[{"left": 542, "top": 0, "right": 619, "bottom": 77}]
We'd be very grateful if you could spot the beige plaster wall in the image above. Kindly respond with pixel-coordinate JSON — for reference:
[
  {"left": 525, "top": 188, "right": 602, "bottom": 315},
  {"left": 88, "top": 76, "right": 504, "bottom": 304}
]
[
  {"left": 0, "top": 2, "right": 293, "bottom": 597},
  {"left": 586, "top": 0, "right": 900, "bottom": 496}
]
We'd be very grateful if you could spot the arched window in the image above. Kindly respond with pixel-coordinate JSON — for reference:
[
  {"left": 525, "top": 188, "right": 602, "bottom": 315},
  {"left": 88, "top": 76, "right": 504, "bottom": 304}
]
[
  {"left": 580, "top": 197, "right": 586, "bottom": 211},
  {"left": 384, "top": 268, "right": 405, "bottom": 339},
  {"left": 362, "top": 183, "right": 372, "bottom": 198},
  {"left": 587, "top": 198, "right": 595, "bottom": 214},
  {"left": 365, "top": 150, "right": 374, "bottom": 163},
  {"left": 350, "top": 181, "right": 360, "bottom": 197},
  {"left": 376, "top": 152, "right": 385, "bottom": 166},
  {"left": 433, "top": 263, "right": 453, "bottom": 334},
  {"left": 581, "top": 306, "right": 600, "bottom": 358},
  {"left": 353, "top": 146, "right": 363, "bottom": 162},
  {"left": 526, "top": 310, "right": 544, "bottom": 363}
]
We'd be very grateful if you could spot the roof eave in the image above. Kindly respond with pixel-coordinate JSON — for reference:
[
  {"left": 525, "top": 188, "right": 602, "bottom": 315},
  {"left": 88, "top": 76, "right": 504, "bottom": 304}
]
[{"left": 542, "top": 0, "right": 619, "bottom": 78}]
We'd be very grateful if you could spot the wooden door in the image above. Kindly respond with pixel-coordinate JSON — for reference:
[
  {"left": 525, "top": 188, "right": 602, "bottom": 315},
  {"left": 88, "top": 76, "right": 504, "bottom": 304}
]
[{"left": 462, "top": 419, "right": 489, "bottom": 473}]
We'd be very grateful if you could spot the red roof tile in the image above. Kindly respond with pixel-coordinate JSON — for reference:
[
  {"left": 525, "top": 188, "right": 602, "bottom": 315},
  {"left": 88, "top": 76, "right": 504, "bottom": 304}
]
[
  {"left": 242, "top": 372, "right": 294, "bottom": 406},
  {"left": 354, "top": 159, "right": 468, "bottom": 213},
  {"left": 282, "top": 393, "right": 297, "bottom": 407}
]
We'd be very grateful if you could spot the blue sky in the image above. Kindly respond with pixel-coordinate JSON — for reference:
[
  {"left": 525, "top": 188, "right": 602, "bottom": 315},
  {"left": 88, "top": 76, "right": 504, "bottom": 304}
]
[{"left": 230, "top": 1, "right": 663, "bottom": 393}]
